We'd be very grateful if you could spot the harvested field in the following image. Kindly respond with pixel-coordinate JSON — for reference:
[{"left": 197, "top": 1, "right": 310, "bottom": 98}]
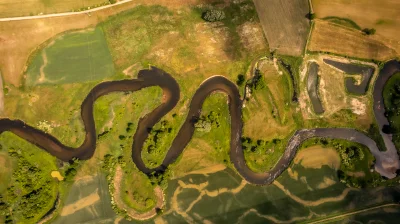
[
  {"left": 253, "top": 0, "right": 310, "bottom": 56},
  {"left": 308, "top": 20, "right": 396, "bottom": 60},
  {"left": 0, "top": 0, "right": 107, "bottom": 18},
  {"left": 25, "top": 27, "right": 114, "bottom": 86},
  {"left": 312, "top": 0, "right": 400, "bottom": 54}
]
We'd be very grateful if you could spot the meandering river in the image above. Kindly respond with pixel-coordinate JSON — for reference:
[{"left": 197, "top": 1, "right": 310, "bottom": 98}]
[{"left": 0, "top": 61, "right": 399, "bottom": 184}]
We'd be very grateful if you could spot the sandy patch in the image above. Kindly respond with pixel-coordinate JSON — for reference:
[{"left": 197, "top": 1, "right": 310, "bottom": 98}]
[
  {"left": 346, "top": 171, "right": 366, "bottom": 178},
  {"left": 60, "top": 188, "right": 100, "bottom": 216},
  {"left": 294, "top": 146, "right": 341, "bottom": 170},
  {"left": 287, "top": 167, "right": 299, "bottom": 181},
  {"left": 184, "top": 164, "right": 226, "bottom": 176},
  {"left": 317, "top": 176, "right": 336, "bottom": 189},
  {"left": 351, "top": 98, "right": 366, "bottom": 115},
  {"left": 51, "top": 171, "right": 64, "bottom": 181},
  {"left": 273, "top": 181, "right": 357, "bottom": 206},
  {"left": 238, "top": 208, "right": 315, "bottom": 224}
]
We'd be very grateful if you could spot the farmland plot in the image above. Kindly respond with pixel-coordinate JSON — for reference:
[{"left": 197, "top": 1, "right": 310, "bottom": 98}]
[{"left": 253, "top": 0, "right": 310, "bottom": 56}]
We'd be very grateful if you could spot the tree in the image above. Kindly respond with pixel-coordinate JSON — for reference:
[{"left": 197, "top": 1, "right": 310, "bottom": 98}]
[
  {"left": 202, "top": 10, "right": 225, "bottom": 22},
  {"left": 236, "top": 74, "right": 245, "bottom": 86}
]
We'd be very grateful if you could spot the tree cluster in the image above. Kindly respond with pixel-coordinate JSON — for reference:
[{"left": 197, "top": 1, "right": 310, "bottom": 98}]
[
  {"left": 149, "top": 169, "right": 172, "bottom": 190},
  {"left": 194, "top": 111, "right": 221, "bottom": 132},
  {"left": 202, "top": 9, "right": 226, "bottom": 22},
  {"left": 236, "top": 74, "right": 245, "bottom": 86},
  {"left": 144, "top": 120, "right": 172, "bottom": 155},
  {"left": 249, "top": 69, "right": 265, "bottom": 91},
  {"left": 241, "top": 137, "right": 281, "bottom": 153}
]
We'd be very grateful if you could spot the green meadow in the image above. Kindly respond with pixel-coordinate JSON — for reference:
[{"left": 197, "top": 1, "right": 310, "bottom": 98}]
[{"left": 25, "top": 27, "right": 115, "bottom": 86}]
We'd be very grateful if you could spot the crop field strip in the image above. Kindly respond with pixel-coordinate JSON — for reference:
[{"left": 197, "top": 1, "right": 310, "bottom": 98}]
[
  {"left": 308, "top": 20, "right": 397, "bottom": 61},
  {"left": 253, "top": 0, "right": 310, "bottom": 56},
  {"left": 312, "top": 0, "right": 400, "bottom": 54}
]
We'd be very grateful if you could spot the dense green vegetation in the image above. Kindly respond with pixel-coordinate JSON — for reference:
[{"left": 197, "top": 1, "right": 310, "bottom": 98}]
[
  {"left": 0, "top": 133, "right": 58, "bottom": 224},
  {"left": 383, "top": 72, "right": 400, "bottom": 151},
  {"left": 142, "top": 120, "right": 174, "bottom": 168},
  {"left": 25, "top": 27, "right": 115, "bottom": 86}
]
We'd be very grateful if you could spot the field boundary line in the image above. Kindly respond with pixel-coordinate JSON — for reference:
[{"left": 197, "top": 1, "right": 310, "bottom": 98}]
[
  {"left": 307, "top": 203, "right": 400, "bottom": 224},
  {"left": 0, "top": 0, "right": 132, "bottom": 22}
]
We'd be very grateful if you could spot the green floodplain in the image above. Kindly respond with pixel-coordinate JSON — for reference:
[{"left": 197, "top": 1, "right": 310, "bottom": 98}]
[{"left": 1, "top": 2, "right": 400, "bottom": 224}]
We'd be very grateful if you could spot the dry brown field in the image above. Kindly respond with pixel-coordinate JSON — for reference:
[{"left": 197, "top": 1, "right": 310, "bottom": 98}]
[
  {"left": 0, "top": 0, "right": 225, "bottom": 87},
  {"left": 253, "top": 0, "right": 310, "bottom": 56},
  {"left": 0, "top": 0, "right": 106, "bottom": 18},
  {"left": 308, "top": 20, "right": 397, "bottom": 61},
  {"left": 312, "top": 0, "right": 400, "bottom": 54}
]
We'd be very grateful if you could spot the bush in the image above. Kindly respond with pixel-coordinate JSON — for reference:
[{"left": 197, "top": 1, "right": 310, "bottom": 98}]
[
  {"left": 362, "top": 28, "right": 376, "bottom": 35},
  {"left": 307, "top": 13, "right": 316, "bottom": 20},
  {"left": 202, "top": 10, "right": 225, "bottom": 22},
  {"left": 236, "top": 74, "right": 245, "bottom": 86}
]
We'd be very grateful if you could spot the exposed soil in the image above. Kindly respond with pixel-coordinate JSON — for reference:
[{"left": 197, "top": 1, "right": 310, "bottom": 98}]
[
  {"left": 60, "top": 189, "right": 100, "bottom": 216},
  {"left": 273, "top": 180, "right": 357, "bottom": 206}
]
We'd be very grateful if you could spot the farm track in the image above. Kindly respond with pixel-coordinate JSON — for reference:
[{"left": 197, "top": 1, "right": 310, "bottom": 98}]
[{"left": 0, "top": 61, "right": 399, "bottom": 186}]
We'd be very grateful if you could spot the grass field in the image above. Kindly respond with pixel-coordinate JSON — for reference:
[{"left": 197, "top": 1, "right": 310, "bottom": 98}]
[
  {"left": 253, "top": 0, "right": 310, "bottom": 56},
  {"left": 53, "top": 174, "right": 117, "bottom": 224},
  {"left": 312, "top": 0, "right": 400, "bottom": 56},
  {"left": 154, "top": 149, "right": 400, "bottom": 224},
  {"left": 0, "top": 0, "right": 108, "bottom": 18},
  {"left": 308, "top": 20, "right": 397, "bottom": 60},
  {"left": 25, "top": 27, "right": 115, "bottom": 86}
]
